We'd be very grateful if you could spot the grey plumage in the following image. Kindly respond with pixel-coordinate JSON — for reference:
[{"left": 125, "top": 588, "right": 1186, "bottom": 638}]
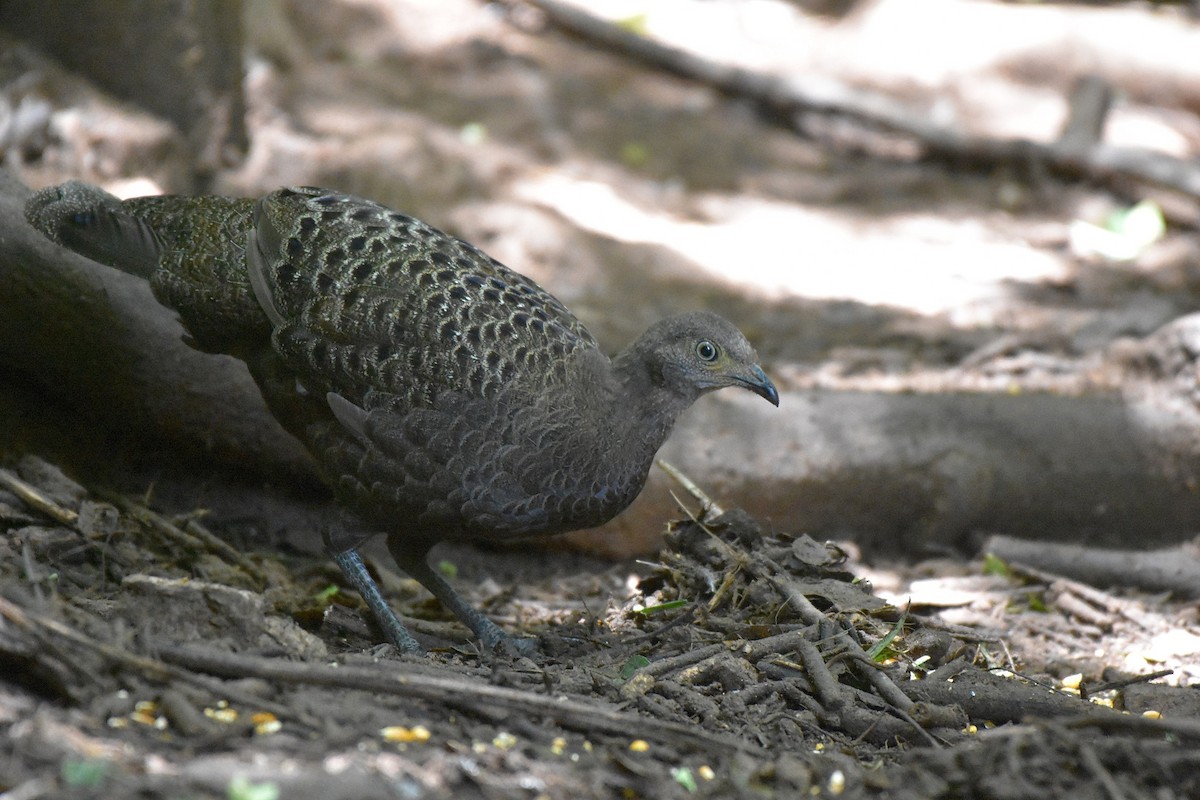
[{"left": 26, "top": 181, "right": 779, "bottom": 654}]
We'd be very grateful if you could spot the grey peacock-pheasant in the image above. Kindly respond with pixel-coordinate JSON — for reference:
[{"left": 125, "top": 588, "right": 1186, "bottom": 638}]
[{"left": 26, "top": 182, "right": 779, "bottom": 654}]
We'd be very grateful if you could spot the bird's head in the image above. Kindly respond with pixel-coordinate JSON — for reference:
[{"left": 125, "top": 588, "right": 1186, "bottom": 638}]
[{"left": 627, "top": 311, "right": 779, "bottom": 407}]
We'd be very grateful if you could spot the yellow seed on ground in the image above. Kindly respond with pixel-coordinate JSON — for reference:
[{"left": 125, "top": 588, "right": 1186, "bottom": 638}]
[
  {"left": 629, "top": 739, "right": 649, "bottom": 753},
  {"left": 698, "top": 765, "right": 715, "bottom": 781},
  {"left": 1142, "top": 710, "right": 1162, "bottom": 720},
  {"left": 493, "top": 731, "right": 518, "bottom": 750},
  {"left": 253, "top": 713, "right": 282, "bottom": 735},
  {"left": 381, "top": 725, "right": 431, "bottom": 743},
  {"left": 205, "top": 707, "right": 239, "bottom": 724}
]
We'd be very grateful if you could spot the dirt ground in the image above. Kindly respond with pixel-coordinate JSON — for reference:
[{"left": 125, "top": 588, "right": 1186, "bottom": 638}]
[
  {"left": 4, "top": 1, "right": 1200, "bottom": 798},
  {"left": 3, "top": 455, "right": 1200, "bottom": 799}
]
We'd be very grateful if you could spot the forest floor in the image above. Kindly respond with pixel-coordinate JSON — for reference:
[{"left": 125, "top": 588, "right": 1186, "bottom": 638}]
[
  {"left": 4, "top": 1, "right": 1200, "bottom": 798},
  {"left": 3, "top": 454, "right": 1200, "bottom": 799}
]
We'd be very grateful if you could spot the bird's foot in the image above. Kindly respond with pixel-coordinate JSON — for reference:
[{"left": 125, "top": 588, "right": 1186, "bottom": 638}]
[
  {"left": 480, "top": 630, "right": 539, "bottom": 660},
  {"left": 330, "top": 548, "right": 425, "bottom": 655},
  {"left": 465, "top": 610, "right": 539, "bottom": 659}
]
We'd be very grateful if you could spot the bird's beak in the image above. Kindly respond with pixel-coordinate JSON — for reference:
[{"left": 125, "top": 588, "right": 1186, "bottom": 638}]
[{"left": 737, "top": 365, "right": 780, "bottom": 407}]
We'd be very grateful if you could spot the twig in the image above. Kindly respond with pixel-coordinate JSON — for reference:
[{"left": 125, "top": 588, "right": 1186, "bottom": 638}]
[
  {"left": 657, "top": 459, "right": 724, "bottom": 520},
  {"left": 1088, "top": 669, "right": 1173, "bottom": 695},
  {"left": 1062, "top": 709, "right": 1200, "bottom": 740},
  {"left": 157, "top": 644, "right": 766, "bottom": 755},
  {"left": 1057, "top": 75, "right": 1114, "bottom": 157},
  {"left": 1078, "top": 744, "right": 1127, "bottom": 800},
  {"left": 0, "top": 467, "right": 78, "bottom": 526},
  {"left": 637, "top": 641, "right": 728, "bottom": 678},
  {"left": 104, "top": 492, "right": 267, "bottom": 587}
]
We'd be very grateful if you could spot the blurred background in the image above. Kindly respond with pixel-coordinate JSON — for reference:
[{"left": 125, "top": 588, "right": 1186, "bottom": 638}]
[{"left": 3, "top": 0, "right": 1200, "bottom": 558}]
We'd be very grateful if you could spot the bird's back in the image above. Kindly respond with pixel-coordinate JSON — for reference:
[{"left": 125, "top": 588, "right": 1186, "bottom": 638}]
[{"left": 248, "top": 187, "right": 598, "bottom": 410}]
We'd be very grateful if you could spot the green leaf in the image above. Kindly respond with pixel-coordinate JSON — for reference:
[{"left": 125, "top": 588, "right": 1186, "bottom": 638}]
[
  {"left": 619, "top": 654, "right": 651, "bottom": 681},
  {"left": 61, "top": 760, "right": 108, "bottom": 788},
  {"left": 228, "top": 776, "right": 280, "bottom": 800},
  {"left": 615, "top": 14, "right": 649, "bottom": 35},
  {"left": 982, "top": 553, "right": 1009, "bottom": 577},
  {"left": 1105, "top": 199, "right": 1164, "bottom": 246},
  {"left": 634, "top": 599, "right": 687, "bottom": 616},
  {"left": 672, "top": 766, "right": 698, "bottom": 792},
  {"left": 619, "top": 141, "right": 649, "bottom": 168},
  {"left": 867, "top": 612, "right": 907, "bottom": 662}
]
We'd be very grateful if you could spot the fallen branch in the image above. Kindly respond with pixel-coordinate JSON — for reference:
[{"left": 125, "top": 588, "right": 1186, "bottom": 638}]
[
  {"left": 514, "top": 0, "right": 1200, "bottom": 202},
  {"left": 985, "top": 534, "right": 1200, "bottom": 597},
  {"left": 901, "top": 666, "right": 1118, "bottom": 725}
]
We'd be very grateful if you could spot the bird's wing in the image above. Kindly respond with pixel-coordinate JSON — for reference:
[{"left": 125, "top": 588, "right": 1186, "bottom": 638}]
[{"left": 246, "top": 187, "right": 597, "bottom": 407}]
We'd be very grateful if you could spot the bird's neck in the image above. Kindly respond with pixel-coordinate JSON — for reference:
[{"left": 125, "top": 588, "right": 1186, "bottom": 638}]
[{"left": 608, "top": 349, "right": 695, "bottom": 460}]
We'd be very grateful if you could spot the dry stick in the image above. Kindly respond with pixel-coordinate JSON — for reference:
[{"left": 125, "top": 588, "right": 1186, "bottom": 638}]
[
  {"left": 1050, "top": 589, "right": 1112, "bottom": 630},
  {"left": 619, "top": 605, "right": 697, "bottom": 645},
  {"left": 0, "top": 467, "right": 79, "bottom": 526},
  {"left": 516, "top": 0, "right": 1200, "bottom": 202},
  {"left": 157, "top": 644, "right": 766, "bottom": 756},
  {"left": 658, "top": 476, "right": 747, "bottom": 613},
  {"left": 768, "top": 573, "right": 943, "bottom": 747},
  {"left": 1088, "top": 669, "right": 1174, "bottom": 695},
  {"left": 0, "top": 595, "right": 309, "bottom": 727},
  {"left": 741, "top": 627, "right": 823, "bottom": 662},
  {"left": 657, "top": 465, "right": 938, "bottom": 742},
  {"left": 657, "top": 459, "right": 725, "bottom": 520},
  {"left": 638, "top": 641, "right": 729, "bottom": 678},
  {"left": 1062, "top": 709, "right": 1200, "bottom": 741},
  {"left": 793, "top": 638, "right": 849, "bottom": 712},
  {"left": 1078, "top": 744, "right": 1127, "bottom": 800},
  {"left": 903, "top": 666, "right": 1116, "bottom": 725},
  {"left": 793, "top": 638, "right": 931, "bottom": 746},
  {"left": 103, "top": 492, "right": 267, "bottom": 587},
  {"left": 661, "top": 487, "right": 939, "bottom": 743}
]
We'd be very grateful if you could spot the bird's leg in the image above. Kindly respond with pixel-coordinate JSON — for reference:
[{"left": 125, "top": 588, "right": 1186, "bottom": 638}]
[
  {"left": 328, "top": 547, "right": 424, "bottom": 654},
  {"left": 387, "top": 537, "right": 535, "bottom": 656}
]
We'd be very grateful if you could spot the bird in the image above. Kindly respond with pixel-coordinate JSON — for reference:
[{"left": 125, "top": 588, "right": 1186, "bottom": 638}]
[{"left": 25, "top": 181, "right": 779, "bottom": 655}]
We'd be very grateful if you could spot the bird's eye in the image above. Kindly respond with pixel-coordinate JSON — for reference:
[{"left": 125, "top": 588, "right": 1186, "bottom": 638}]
[{"left": 695, "top": 340, "right": 719, "bottom": 362}]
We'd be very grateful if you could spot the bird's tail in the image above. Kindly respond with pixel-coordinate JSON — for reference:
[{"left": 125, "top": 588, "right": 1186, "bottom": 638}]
[
  {"left": 26, "top": 181, "right": 271, "bottom": 354},
  {"left": 25, "top": 181, "right": 164, "bottom": 279}
]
